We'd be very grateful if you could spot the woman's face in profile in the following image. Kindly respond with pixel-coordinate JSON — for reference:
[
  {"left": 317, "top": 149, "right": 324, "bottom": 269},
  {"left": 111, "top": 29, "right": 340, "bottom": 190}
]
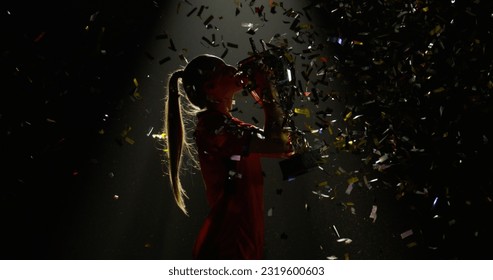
[{"left": 203, "top": 62, "right": 244, "bottom": 99}]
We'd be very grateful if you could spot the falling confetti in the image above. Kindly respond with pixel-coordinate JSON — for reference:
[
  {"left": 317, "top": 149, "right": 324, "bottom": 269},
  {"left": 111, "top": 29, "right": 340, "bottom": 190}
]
[{"left": 369, "top": 205, "right": 378, "bottom": 223}]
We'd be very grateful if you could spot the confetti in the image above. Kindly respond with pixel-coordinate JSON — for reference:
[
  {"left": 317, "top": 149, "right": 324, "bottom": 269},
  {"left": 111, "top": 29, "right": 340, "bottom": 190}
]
[
  {"left": 169, "top": 38, "right": 177, "bottom": 51},
  {"left": 203, "top": 15, "right": 214, "bottom": 26},
  {"left": 345, "top": 184, "right": 353, "bottom": 195},
  {"left": 401, "top": 229, "right": 413, "bottom": 239},
  {"left": 369, "top": 205, "right": 378, "bottom": 223},
  {"left": 332, "top": 225, "right": 340, "bottom": 238},
  {"left": 230, "top": 155, "right": 241, "bottom": 161},
  {"left": 294, "top": 107, "right": 310, "bottom": 117},
  {"left": 187, "top": 7, "right": 197, "bottom": 17},
  {"left": 159, "top": 57, "right": 171, "bottom": 64}
]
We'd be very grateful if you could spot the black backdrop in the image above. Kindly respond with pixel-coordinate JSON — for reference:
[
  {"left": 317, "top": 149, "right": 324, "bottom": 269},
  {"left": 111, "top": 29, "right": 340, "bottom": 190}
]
[{"left": 2, "top": 0, "right": 492, "bottom": 260}]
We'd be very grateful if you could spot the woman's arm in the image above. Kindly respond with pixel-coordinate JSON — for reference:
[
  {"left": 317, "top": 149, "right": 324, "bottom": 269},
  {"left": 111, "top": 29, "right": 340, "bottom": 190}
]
[{"left": 248, "top": 82, "right": 293, "bottom": 157}]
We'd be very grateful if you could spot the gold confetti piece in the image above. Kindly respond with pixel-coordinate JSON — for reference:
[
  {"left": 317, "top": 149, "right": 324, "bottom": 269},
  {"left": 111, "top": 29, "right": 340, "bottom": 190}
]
[
  {"left": 98, "top": 129, "right": 105, "bottom": 135},
  {"left": 300, "top": 23, "right": 312, "bottom": 30},
  {"left": 347, "top": 177, "right": 359, "bottom": 185},
  {"left": 429, "top": 24, "right": 442, "bottom": 36},
  {"left": 318, "top": 181, "right": 328, "bottom": 187},
  {"left": 432, "top": 87, "right": 445, "bottom": 93},
  {"left": 124, "top": 137, "right": 135, "bottom": 145},
  {"left": 343, "top": 111, "right": 352, "bottom": 121},
  {"left": 372, "top": 59, "right": 384, "bottom": 65},
  {"left": 294, "top": 107, "right": 310, "bottom": 117},
  {"left": 121, "top": 126, "right": 132, "bottom": 137},
  {"left": 133, "top": 78, "right": 139, "bottom": 87},
  {"left": 406, "top": 242, "right": 417, "bottom": 248},
  {"left": 267, "top": 208, "right": 273, "bottom": 216},
  {"left": 304, "top": 123, "right": 314, "bottom": 132},
  {"left": 284, "top": 52, "right": 295, "bottom": 63},
  {"left": 133, "top": 90, "right": 143, "bottom": 100}
]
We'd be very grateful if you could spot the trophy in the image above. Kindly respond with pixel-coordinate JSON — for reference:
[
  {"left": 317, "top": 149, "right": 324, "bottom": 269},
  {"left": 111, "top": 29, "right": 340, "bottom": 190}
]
[{"left": 237, "top": 37, "right": 323, "bottom": 180}]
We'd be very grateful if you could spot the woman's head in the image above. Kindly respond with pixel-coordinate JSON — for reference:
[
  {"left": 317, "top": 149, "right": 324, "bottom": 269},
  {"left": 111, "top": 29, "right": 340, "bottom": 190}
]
[{"left": 182, "top": 54, "right": 243, "bottom": 109}]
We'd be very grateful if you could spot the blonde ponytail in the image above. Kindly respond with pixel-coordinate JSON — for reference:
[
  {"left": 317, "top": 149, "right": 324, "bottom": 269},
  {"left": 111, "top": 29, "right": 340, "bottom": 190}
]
[{"left": 165, "top": 70, "right": 188, "bottom": 215}]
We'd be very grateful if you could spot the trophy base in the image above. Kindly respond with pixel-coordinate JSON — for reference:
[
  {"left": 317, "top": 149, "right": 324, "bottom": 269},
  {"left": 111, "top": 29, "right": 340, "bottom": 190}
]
[{"left": 279, "top": 148, "right": 321, "bottom": 180}]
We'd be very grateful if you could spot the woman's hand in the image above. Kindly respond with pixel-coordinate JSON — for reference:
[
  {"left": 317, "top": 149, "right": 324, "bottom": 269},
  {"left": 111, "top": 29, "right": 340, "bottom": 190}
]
[{"left": 251, "top": 65, "right": 281, "bottom": 106}]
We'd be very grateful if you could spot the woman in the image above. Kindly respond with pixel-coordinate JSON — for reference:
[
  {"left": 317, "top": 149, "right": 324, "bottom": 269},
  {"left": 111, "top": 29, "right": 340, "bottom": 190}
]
[{"left": 163, "top": 54, "right": 293, "bottom": 259}]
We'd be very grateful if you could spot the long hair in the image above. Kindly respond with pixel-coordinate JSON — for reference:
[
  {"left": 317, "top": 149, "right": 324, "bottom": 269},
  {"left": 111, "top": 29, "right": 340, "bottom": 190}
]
[
  {"left": 164, "top": 70, "right": 201, "bottom": 215},
  {"left": 163, "top": 55, "right": 228, "bottom": 215}
]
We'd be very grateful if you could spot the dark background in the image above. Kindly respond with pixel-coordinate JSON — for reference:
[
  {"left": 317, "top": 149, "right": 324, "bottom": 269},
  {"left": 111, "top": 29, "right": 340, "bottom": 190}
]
[{"left": 1, "top": 0, "right": 492, "bottom": 260}]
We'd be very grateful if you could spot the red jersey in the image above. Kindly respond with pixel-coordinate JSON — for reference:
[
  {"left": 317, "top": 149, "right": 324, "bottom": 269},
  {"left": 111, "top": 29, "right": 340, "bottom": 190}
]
[{"left": 192, "top": 110, "right": 265, "bottom": 259}]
